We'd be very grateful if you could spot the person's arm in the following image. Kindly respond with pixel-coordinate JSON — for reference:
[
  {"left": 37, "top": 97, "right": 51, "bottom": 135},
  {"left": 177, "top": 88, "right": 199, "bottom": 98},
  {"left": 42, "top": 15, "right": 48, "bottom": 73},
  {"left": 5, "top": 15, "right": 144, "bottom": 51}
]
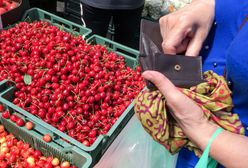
[
  {"left": 142, "top": 71, "right": 248, "bottom": 168},
  {"left": 187, "top": 120, "right": 248, "bottom": 168}
]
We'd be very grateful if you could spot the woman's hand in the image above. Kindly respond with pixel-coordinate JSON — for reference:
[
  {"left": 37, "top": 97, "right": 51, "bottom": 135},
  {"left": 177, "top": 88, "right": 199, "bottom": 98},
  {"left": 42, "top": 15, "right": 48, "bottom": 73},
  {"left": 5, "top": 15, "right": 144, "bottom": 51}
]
[
  {"left": 159, "top": 0, "right": 215, "bottom": 56},
  {"left": 142, "top": 70, "right": 217, "bottom": 149}
]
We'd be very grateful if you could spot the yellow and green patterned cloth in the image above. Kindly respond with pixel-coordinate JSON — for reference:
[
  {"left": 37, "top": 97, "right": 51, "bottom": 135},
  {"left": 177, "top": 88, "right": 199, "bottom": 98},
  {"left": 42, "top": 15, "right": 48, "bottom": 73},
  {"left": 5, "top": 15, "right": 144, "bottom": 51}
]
[{"left": 134, "top": 71, "right": 244, "bottom": 156}]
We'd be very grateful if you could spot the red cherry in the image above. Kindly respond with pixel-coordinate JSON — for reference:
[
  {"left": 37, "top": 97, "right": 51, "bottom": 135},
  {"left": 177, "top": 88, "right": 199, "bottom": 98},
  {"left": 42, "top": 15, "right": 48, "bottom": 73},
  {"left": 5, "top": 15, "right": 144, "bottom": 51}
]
[
  {"left": 33, "top": 150, "right": 42, "bottom": 158},
  {"left": 8, "top": 153, "right": 17, "bottom": 163},
  {"left": 16, "top": 118, "right": 25, "bottom": 127},
  {"left": 2, "top": 111, "right": 10, "bottom": 119},
  {"left": 0, "top": 104, "right": 4, "bottom": 112},
  {"left": 43, "top": 134, "right": 52, "bottom": 142},
  {"left": 10, "top": 114, "right": 18, "bottom": 122},
  {"left": 0, "top": 125, "right": 4, "bottom": 133},
  {"left": 82, "top": 139, "right": 90, "bottom": 146},
  {"left": 61, "top": 161, "right": 70, "bottom": 168},
  {"left": 88, "top": 130, "right": 97, "bottom": 138},
  {"left": 25, "top": 121, "right": 34, "bottom": 130}
]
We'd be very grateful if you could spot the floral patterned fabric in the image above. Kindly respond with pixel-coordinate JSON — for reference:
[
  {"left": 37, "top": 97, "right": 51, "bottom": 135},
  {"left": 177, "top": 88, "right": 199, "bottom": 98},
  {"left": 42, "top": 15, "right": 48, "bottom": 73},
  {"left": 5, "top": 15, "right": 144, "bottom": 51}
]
[{"left": 134, "top": 71, "right": 244, "bottom": 156}]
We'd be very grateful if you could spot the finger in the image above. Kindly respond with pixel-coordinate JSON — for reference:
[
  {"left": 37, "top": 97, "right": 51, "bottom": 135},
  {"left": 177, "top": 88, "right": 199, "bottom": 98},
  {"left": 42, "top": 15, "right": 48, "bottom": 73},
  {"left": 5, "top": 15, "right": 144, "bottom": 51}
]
[
  {"left": 161, "top": 41, "right": 177, "bottom": 55},
  {"left": 142, "top": 70, "right": 199, "bottom": 113},
  {"left": 161, "top": 39, "right": 189, "bottom": 56},
  {"left": 185, "top": 30, "right": 205, "bottom": 56},
  {"left": 176, "top": 37, "right": 190, "bottom": 54},
  {"left": 142, "top": 70, "right": 181, "bottom": 100},
  {"left": 159, "top": 17, "right": 177, "bottom": 54},
  {"left": 159, "top": 16, "right": 169, "bottom": 39},
  {"left": 162, "top": 26, "right": 193, "bottom": 55}
]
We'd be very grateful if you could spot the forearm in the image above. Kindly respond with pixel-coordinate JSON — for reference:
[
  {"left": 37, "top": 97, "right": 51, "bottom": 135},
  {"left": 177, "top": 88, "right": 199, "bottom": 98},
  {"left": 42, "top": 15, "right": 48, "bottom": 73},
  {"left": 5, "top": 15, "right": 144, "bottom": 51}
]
[{"left": 182, "top": 121, "right": 248, "bottom": 168}]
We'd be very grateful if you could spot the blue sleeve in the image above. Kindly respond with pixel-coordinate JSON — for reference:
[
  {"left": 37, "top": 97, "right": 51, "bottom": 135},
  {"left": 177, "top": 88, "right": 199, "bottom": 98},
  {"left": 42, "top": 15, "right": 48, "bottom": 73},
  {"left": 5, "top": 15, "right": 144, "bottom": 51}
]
[
  {"left": 200, "top": 0, "right": 247, "bottom": 75},
  {"left": 226, "top": 23, "right": 248, "bottom": 136},
  {"left": 176, "top": 148, "right": 198, "bottom": 168}
]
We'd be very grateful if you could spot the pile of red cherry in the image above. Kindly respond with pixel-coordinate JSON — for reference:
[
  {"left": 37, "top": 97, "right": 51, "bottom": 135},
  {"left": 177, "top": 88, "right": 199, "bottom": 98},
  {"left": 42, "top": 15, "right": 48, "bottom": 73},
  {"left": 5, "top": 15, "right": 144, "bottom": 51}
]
[
  {"left": 0, "top": 21, "right": 145, "bottom": 146},
  {"left": 0, "top": 0, "right": 18, "bottom": 15},
  {"left": 0, "top": 124, "right": 75, "bottom": 168}
]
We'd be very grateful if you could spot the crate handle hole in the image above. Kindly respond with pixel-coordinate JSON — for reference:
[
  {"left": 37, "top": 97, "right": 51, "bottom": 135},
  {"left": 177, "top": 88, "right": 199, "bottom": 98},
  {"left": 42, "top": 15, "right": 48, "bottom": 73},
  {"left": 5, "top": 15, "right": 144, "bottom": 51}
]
[
  {"left": 72, "top": 25, "right": 80, "bottom": 33},
  {"left": 105, "top": 42, "right": 113, "bottom": 48},
  {"left": 53, "top": 19, "right": 70, "bottom": 29},
  {"left": 116, "top": 48, "right": 137, "bottom": 59},
  {"left": 44, "top": 14, "right": 51, "bottom": 21}
]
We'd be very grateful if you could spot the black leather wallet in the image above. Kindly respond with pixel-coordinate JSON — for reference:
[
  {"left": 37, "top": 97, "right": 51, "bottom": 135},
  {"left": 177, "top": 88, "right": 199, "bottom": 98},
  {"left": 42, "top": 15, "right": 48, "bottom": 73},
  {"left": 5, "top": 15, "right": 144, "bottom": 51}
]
[{"left": 139, "top": 19, "right": 205, "bottom": 89}]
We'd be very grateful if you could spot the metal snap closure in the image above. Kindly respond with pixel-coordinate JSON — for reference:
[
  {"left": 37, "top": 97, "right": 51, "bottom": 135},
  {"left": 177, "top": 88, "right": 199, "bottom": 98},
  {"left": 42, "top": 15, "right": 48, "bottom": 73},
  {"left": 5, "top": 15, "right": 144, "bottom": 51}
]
[{"left": 174, "top": 64, "right": 181, "bottom": 71}]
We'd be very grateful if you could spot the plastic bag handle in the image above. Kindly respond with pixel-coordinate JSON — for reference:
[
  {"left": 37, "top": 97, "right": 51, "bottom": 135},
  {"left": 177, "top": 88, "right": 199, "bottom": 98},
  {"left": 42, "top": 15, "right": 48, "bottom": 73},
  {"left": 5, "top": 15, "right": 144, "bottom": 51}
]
[{"left": 195, "top": 127, "right": 224, "bottom": 168}]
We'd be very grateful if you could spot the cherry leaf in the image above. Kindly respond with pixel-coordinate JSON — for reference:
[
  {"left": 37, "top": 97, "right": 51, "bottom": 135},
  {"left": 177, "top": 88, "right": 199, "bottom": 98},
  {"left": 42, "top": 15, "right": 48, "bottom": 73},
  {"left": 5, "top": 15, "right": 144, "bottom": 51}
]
[{"left": 24, "top": 74, "right": 32, "bottom": 85}]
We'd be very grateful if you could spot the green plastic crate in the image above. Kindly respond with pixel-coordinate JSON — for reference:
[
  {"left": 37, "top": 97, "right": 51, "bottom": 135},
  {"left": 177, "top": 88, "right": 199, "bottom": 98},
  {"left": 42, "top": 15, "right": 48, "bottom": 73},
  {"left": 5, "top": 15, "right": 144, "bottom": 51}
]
[
  {"left": 0, "top": 37, "right": 141, "bottom": 166},
  {"left": 7, "top": 8, "right": 92, "bottom": 39},
  {"left": 87, "top": 35, "right": 140, "bottom": 68},
  {"left": 0, "top": 81, "right": 136, "bottom": 166},
  {"left": 0, "top": 84, "right": 92, "bottom": 168}
]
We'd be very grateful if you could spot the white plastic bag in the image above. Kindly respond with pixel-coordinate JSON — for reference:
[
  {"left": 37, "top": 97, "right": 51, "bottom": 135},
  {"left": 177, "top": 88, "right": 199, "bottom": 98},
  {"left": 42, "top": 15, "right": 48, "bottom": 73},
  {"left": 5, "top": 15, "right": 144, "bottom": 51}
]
[{"left": 94, "top": 116, "right": 178, "bottom": 168}]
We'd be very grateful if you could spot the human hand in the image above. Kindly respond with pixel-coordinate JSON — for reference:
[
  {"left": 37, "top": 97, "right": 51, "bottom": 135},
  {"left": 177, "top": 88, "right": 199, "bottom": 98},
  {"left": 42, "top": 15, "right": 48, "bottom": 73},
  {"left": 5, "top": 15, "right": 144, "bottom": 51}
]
[
  {"left": 142, "top": 70, "right": 206, "bottom": 128},
  {"left": 159, "top": 0, "right": 215, "bottom": 56},
  {"left": 142, "top": 70, "right": 218, "bottom": 148}
]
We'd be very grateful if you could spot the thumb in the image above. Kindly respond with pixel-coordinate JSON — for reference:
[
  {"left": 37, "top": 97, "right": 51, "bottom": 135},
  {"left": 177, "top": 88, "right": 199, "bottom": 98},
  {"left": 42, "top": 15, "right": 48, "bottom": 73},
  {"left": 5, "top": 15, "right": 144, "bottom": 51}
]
[
  {"left": 185, "top": 30, "right": 205, "bottom": 56},
  {"left": 142, "top": 70, "right": 203, "bottom": 122},
  {"left": 142, "top": 70, "right": 182, "bottom": 101}
]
